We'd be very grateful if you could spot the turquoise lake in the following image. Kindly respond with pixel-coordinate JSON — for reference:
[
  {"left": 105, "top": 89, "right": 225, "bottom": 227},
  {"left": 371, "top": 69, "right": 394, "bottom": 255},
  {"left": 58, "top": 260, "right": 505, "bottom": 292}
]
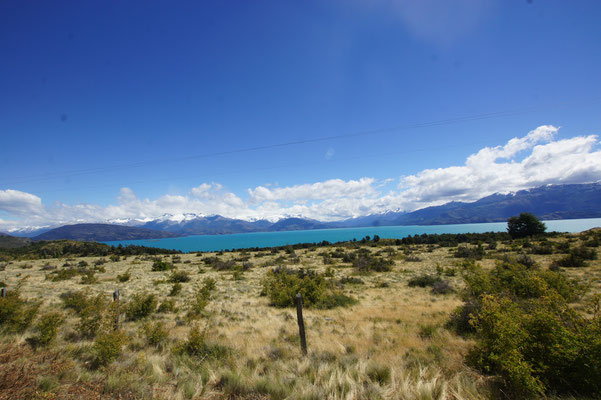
[{"left": 103, "top": 218, "right": 601, "bottom": 253}]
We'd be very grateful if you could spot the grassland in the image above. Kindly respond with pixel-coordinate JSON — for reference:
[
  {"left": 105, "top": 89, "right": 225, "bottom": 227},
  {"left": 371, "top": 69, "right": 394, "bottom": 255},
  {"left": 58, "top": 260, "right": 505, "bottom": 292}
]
[{"left": 0, "top": 231, "right": 599, "bottom": 399}]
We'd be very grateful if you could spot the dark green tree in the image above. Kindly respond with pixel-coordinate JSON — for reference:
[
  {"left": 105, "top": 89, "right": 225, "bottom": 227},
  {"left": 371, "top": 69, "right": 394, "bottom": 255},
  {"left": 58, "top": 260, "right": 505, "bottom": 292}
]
[{"left": 507, "top": 213, "right": 546, "bottom": 239}]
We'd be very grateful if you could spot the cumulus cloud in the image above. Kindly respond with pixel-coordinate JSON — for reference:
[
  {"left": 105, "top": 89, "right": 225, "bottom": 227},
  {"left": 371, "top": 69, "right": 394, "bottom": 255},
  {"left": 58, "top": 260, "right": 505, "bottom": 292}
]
[
  {"left": 398, "top": 126, "right": 601, "bottom": 207},
  {"left": 248, "top": 178, "right": 377, "bottom": 203},
  {"left": 0, "top": 189, "right": 44, "bottom": 216},
  {"left": 1, "top": 125, "right": 601, "bottom": 230}
]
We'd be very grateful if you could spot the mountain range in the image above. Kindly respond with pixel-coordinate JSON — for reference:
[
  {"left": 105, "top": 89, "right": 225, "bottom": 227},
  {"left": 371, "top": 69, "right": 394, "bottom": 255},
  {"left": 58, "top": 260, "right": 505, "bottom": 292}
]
[{"left": 3, "top": 183, "right": 601, "bottom": 242}]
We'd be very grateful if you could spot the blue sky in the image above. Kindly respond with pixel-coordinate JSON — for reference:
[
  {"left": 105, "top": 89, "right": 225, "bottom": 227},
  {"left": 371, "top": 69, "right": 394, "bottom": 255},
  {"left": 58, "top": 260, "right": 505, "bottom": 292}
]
[{"left": 1, "top": 0, "right": 601, "bottom": 229}]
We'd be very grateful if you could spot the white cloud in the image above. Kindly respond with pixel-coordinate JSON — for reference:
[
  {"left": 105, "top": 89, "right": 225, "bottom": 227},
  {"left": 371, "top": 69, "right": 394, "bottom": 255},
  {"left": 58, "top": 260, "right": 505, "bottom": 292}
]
[
  {"left": 0, "top": 189, "right": 44, "bottom": 216},
  {"left": 1, "top": 125, "right": 601, "bottom": 230},
  {"left": 397, "top": 126, "right": 601, "bottom": 207},
  {"left": 248, "top": 178, "right": 377, "bottom": 203}
]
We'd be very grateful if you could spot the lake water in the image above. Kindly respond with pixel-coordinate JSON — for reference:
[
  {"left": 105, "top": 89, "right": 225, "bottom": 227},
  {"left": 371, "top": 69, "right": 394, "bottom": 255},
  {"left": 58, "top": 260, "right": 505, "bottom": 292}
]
[{"left": 103, "top": 218, "right": 601, "bottom": 253}]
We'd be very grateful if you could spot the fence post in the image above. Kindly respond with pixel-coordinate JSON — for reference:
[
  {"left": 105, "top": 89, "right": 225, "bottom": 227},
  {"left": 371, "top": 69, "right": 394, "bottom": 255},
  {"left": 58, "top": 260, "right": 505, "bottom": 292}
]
[
  {"left": 113, "top": 289, "right": 120, "bottom": 331},
  {"left": 295, "top": 293, "right": 307, "bottom": 355},
  {"left": 0, "top": 288, "right": 6, "bottom": 298}
]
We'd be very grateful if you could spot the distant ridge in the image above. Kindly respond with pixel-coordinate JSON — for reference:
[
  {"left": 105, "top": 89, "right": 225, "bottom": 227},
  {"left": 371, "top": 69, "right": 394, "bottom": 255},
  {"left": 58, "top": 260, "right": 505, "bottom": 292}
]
[
  {"left": 0, "top": 233, "right": 32, "bottom": 249},
  {"left": 342, "top": 182, "right": 601, "bottom": 226},
  {"left": 33, "top": 223, "right": 180, "bottom": 242}
]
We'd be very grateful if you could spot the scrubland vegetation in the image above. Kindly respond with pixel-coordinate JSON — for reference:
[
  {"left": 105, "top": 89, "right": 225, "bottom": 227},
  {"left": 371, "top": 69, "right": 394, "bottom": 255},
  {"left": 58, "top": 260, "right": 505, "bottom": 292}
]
[{"left": 0, "top": 229, "right": 600, "bottom": 399}]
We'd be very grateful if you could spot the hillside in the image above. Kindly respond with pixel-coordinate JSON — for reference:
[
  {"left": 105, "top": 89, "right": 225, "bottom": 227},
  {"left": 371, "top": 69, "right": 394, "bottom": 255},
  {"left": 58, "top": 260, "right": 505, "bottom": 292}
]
[
  {"left": 340, "top": 182, "right": 601, "bottom": 227},
  {"left": 0, "top": 233, "right": 32, "bottom": 249},
  {"left": 33, "top": 223, "right": 180, "bottom": 242}
]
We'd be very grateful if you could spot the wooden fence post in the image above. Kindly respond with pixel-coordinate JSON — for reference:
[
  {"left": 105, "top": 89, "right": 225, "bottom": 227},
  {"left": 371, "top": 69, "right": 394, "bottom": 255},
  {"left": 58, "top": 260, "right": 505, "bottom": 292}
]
[
  {"left": 295, "top": 293, "right": 307, "bottom": 355},
  {"left": 113, "top": 289, "right": 120, "bottom": 331},
  {"left": 0, "top": 288, "right": 6, "bottom": 298}
]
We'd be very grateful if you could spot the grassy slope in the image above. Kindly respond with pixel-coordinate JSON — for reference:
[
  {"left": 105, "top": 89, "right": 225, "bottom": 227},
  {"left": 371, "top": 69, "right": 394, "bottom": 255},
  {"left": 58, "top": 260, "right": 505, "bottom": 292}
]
[{"left": 0, "top": 233, "right": 599, "bottom": 399}]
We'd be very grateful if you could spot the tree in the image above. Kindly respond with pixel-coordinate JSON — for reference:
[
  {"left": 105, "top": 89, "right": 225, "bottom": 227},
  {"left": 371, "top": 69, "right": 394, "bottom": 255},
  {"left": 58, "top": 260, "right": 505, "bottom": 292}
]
[{"left": 507, "top": 213, "right": 546, "bottom": 239}]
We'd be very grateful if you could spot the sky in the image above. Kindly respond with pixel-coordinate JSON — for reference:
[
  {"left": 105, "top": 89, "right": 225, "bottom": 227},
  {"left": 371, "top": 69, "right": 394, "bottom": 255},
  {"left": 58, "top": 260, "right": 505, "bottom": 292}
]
[{"left": 1, "top": 0, "right": 601, "bottom": 230}]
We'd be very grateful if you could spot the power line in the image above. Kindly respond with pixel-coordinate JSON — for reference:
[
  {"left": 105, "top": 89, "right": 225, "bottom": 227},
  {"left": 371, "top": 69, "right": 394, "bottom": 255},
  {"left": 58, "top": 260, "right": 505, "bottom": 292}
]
[{"left": 2, "top": 96, "right": 600, "bottom": 186}]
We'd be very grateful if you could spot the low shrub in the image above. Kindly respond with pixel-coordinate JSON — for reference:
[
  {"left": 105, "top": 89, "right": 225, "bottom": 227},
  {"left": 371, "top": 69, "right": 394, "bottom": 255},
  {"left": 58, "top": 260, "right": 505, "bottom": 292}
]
[
  {"left": 454, "top": 245, "right": 485, "bottom": 260},
  {"left": 262, "top": 267, "right": 356, "bottom": 309},
  {"left": 169, "top": 282, "right": 182, "bottom": 296},
  {"left": 0, "top": 279, "right": 41, "bottom": 334},
  {"left": 125, "top": 292, "right": 157, "bottom": 320},
  {"left": 94, "top": 329, "right": 127, "bottom": 366},
  {"left": 551, "top": 246, "right": 595, "bottom": 268},
  {"left": 80, "top": 269, "right": 97, "bottom": 284},
  {"left": 431, "top": 280, "right": 454, "bottom": 294},
  {"left": 158, "top": 298, "right": 176, "bottom": 313},
  {"left": 451, "top": 260, "right": 598, "bottom": 397},
  {"left": 33, "top": 311, "right": 64, "bottom": 347},
  {"left": 141, "top": 320, "right": 169, "bottom": 348},
  {"left": 49, "top": 267, "right": 78, "bottom": 282},
  {"left": 187, "top": 277, "right": 216, "bottom": 319},
  {"left": 169, "top": 270, "right": 191, "bottom": 283},
  {"left": 177, "top": 323, "right": 231, "bottom": 360},
  {"left": 407, "top": 274, "right": 442, "bottom": 288},
  {"left": 151, "top": 260, "right": 173, "bottom": 271},
  {"left": 117, "top": 270, "right": 131, "bottom": 282}
]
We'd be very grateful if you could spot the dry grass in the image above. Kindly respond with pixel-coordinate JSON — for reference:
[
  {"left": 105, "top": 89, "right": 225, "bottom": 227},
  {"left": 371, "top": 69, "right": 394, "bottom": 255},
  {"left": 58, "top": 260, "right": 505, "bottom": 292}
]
[{"left": 0, "top": 233, "right": 599, "bottom": 399}]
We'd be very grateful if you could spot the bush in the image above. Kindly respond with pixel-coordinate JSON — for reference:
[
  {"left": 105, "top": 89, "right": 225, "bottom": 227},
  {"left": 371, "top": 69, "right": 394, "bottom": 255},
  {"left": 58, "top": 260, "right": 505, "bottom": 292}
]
[
  {"left": 452, "top": 260, "right": 599, "bottom": 397},
  {"left": 552, "top": 247, "right": 595, "bottom": 268},
  {"left": 151, "top": 260, "right": 173, "bottom": 271},
  {"left": 94, "top": 329, "right": 127, "bottom": 366},
  {"left": 49, "top": 267, "right": 78, "bottom": 282},
  {"left": 117, "top": 270, "right": 131, "bottom": 282},
  {"left": 168, "top": 270, "right": 191, "bottom": 283},
  {"left": 178, "top": 323, "right": 231, "bottom": 360},
  {"left": 0, "top": 280, "right": 41, "bottom": 334},
  {"left": 158, "top": 298, "right": 176, "bottom": 313},
  {"left": 80, "top": 269, "right": 98, "bottom": 284},
  {"left": 125, "top": 292, "right": 157, "bottom": 320},
  {"left": 454, "top": 245, "right": 485, "bottom": 260},
  {"left": 407, "top": 274, "right": 442, "bottom": 288},
  {"left": 431, "top": 280, "right": 454, "bottom": 295},
  {"left": 70, "top": 292, "right": 108, "bottom": 339},
  {"left": 169, "top": 282, "right": 182, "bottom": 296},
  {"left": 262, "top": 267, "right": 356, "bottom": 309},
  {"left": 141, "top": 320, "right": 168, "bottom": 348},
  {"left": 187, "top": 278, "right": 216, "bottom": 319},
  {"left": 33, "top": 312, "right": 64, "bottom": 347}
]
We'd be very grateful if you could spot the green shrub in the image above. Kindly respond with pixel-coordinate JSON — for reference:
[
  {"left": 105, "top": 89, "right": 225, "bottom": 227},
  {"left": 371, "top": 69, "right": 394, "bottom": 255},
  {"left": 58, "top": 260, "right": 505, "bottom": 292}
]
[
  {"left": 117, "top": 270, "right": 131, "bottom": 282},
  {"left": 350, "top": 250, "right": 393, "bottom": 272},
  {"left": 125, "top": 292, "right": 157, "bottom": 320},
  {"left": 407, "top": 274, "right": 442, "bottom": 288},
  {"left": 178, "top": 323, "right": 231, "bottom": 360},
  {"left": 452, "top": 260, "right": 599, "bottom": 397},
  {"left": 74, "top": 293, "right": 108, "bottom": 338},
  {"left": 454, "top": 245, "right": 485, "bottom": 260},
  {"left": 262, "top": 267, "right": 356, "bottom": 309},
  {"left": 49, "top": 267, "right": 78, "bottom": 281},
  {"left": 366, "top": 362, "right": 391, "bottom": 385},
  {"left": 0, "top": 280, "right": 41, "bottom": 334},
  {"left": 33, "top": 312, "right": 64, "bottom": 346},
  {"left": 141, "top": 320, "right": 168, "bottom": 348},
  {"left": 169, "top": 282, "right": 182, "bottom": 296},
  {"left": 187, "top": 277, "right": 216, "bottom": 319},
  {"left": 94, "top": 329, "right": 127, "bottom": 366},
  {"left": 157, "top": 298, "right": 176, "bottom": 313},
  {"left": 80, "top": 269, "right": 97, "bottom": 284},
  {"left": 151, "top": 260, "right": 173, "bottom": 271},
  {"left": 552, "top": 246, "right": 597, "bottom": 268},
  {"left": 168, "top": 270, "right": 191, "bottom": 283}
]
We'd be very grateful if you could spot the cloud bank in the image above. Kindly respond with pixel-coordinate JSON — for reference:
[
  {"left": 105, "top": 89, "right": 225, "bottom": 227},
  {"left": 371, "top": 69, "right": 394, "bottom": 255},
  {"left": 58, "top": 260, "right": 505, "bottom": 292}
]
[{"left": 1, "top": 126, "right": 600, "bottom": 231}]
